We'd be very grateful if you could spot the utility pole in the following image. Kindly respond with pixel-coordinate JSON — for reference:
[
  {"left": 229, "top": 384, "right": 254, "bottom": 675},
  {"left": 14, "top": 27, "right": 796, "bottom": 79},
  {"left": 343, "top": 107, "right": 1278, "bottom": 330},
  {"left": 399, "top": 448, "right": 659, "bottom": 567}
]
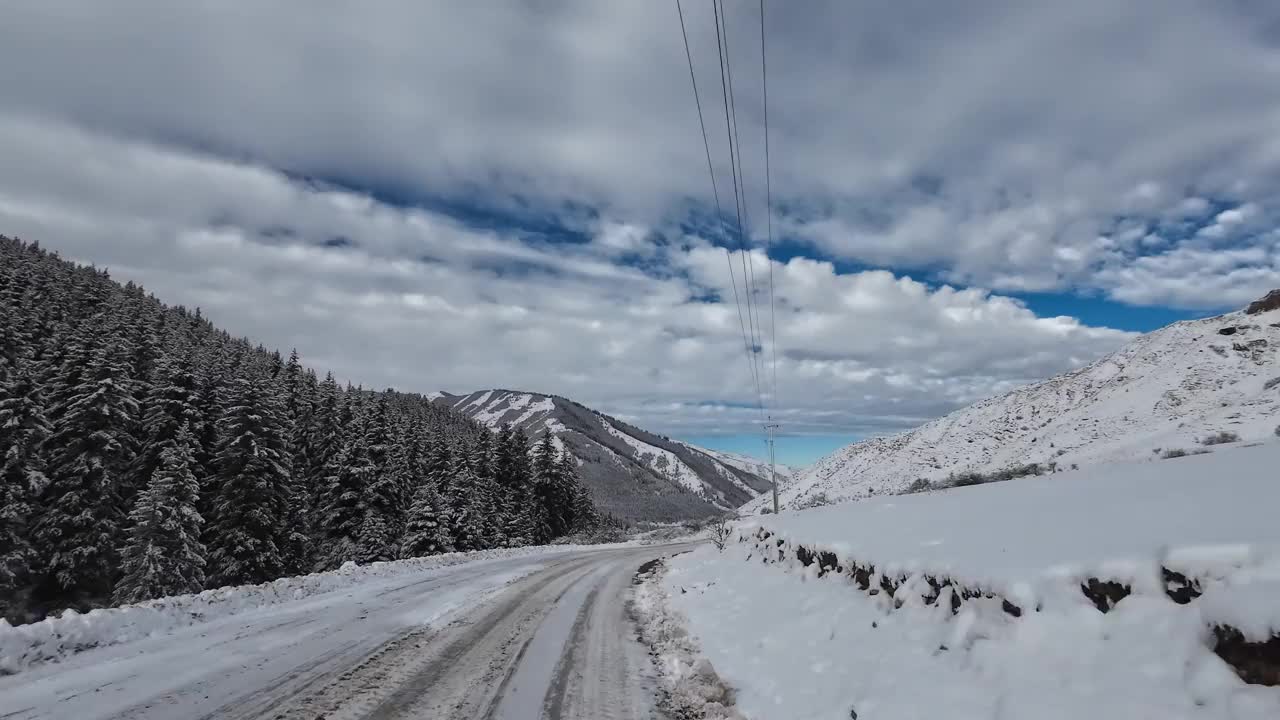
[{"left": 765, "top": 420, "right": 781, "bottom": 514}]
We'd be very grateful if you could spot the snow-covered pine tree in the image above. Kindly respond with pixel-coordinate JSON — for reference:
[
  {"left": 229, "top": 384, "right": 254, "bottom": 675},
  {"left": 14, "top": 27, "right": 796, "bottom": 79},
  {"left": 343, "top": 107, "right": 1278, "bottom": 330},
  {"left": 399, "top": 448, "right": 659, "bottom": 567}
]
[
  {"left": 401, "top": 478, "right": 453, "bottom": 558},
  {"left": 356, "top": 395, "right": 403, "bottom": 563},
  {"left": 465, "top": 430, "right": 504, "bottom": 549},
  {"left": 558, "top": 448, "right": 597, "bottom": 532},
  {"left": 317, "top": 417, "right": 373, "bottom": 570},
  {"left": 205, "top": 376, "right": 293, "bottom": 587},
  {"left": 530, "top": 433, "right": 559, "bottom": 545},
  {"left": 0, "top": 359, "right": 52, "bottom": 617},
  {"left": 113, "top": 423, "right": 206, "bottom": 604},
  {"left": 446, "top": 438, "right": 484, "bottom": 551},
  {"left": 497, "top": 428, "right": 536, "bottom": 546},
  {"left": 35, "top": 340, "right": 138, "bottom": 603},
  {"left": 133, "top": 352, "right": 203, "bottom": 499},
  {"left": 275, "top": 350, "right": 315, "bottom": 574},
  {"left": 0, "top": 236, "right": 539, "bottom": 615}
]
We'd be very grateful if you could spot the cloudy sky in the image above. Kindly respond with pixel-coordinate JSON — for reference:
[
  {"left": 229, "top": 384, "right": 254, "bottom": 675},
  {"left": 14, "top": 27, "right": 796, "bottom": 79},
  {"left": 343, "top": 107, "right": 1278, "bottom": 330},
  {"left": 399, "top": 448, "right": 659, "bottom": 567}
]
[{"left": 3, "top": 1, "right": 1279, "bottom": 465}]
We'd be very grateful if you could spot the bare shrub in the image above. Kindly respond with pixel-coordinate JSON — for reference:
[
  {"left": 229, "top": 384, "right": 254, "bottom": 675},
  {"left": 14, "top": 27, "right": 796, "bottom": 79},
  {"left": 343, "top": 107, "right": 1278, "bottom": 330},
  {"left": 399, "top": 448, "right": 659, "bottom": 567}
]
[
  {"left": 1162, "top": 447, "right": 1212, "bottom": 460},
  {"left": 708, "top": 517, "right": 733, "bottom": 552},
  {"left": 792, "top": 492, "right": 833, "bottom": 510},
  {"left": 942, "top": 462, "right": 1047, "bottom": 488},
  {"left": 904, "top": 478, "right": 932, "bottom": 494},
  {"left": 1199, "top": 431, "right": 1241, "bottom": 446}
]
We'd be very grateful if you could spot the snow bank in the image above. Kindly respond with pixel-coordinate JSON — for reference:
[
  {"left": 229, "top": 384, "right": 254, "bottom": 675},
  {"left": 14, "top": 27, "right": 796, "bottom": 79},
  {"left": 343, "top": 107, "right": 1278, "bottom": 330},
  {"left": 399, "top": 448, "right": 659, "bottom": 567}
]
[
  {"left": 630, "top": 558, "right": 744, "bottom": 719},
  {"left": 654, "top": 443, "right": 1280, "bottom": 716},
  {"left": 0, "top": 544, "right": 597, "bottom": 675},
  {"left": 745, "top": 442, "right": 1280, "bottom": 615},
  {"left": 666, "top": 543, "right": 1280, "bottom": 719}
]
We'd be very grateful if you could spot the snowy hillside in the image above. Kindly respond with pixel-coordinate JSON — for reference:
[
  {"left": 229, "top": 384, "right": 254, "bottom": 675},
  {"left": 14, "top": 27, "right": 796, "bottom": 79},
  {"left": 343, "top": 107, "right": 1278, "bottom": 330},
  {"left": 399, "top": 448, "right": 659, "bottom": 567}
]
[
  {"left": 434, "top": 390, "right": 772, "bottom": 520},
  {"left": 659, "top": 442, "right": 1280, "bottom": 718},
  {"left": 749, "top": 299, "right": 1280, "bottom": 512}
]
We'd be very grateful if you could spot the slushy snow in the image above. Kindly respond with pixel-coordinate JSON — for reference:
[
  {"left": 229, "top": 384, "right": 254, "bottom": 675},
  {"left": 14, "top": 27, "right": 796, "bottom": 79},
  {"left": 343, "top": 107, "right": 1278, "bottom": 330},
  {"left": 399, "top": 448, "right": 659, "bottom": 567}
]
[{"left": 0, "top": 543, "right": 616, "bottom": 675}]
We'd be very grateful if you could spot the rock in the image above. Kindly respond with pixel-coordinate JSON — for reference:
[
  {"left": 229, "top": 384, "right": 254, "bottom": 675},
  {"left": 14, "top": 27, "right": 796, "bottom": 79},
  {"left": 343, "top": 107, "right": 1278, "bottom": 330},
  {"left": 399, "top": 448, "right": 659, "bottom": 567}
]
[
  {"left": 1218, "top": 327, "right": 1239, "bottom": 336},
  {"left": 1245, "top": 289, "right": 1280, "bottom": 315}
]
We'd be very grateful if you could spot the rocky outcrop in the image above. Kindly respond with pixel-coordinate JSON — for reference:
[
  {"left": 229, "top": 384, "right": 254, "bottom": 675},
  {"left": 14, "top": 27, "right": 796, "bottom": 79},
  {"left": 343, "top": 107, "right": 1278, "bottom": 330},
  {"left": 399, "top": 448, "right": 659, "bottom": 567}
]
[{"left": 1245, "top": 289, "right": 1280, "bottom": 315}]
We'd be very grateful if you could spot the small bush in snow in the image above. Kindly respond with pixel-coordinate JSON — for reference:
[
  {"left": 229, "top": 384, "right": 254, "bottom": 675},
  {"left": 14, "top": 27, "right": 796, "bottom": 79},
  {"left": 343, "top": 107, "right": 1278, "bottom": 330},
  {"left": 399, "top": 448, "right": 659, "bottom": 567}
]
[
  {"left": 1199, "top": 431, "right": 1241, "bottom": 446},
  {"left": 943, "top": 462, "right": 1046, "bottom": 488},
  {"left": 904, "top": 478, "right": 932, "bottom": 494},
  {"left": 1274, "top": 424, "right": 1280, "bottom": 437},
  {"left": 708, "top": 518, "right": 733, "bottom": 552},
  {"left": 792, "top": 492, "right": 833, "bottom": 510},
  {"left": 1161, "top": 448, "right": 1212, "bottom": 459}
]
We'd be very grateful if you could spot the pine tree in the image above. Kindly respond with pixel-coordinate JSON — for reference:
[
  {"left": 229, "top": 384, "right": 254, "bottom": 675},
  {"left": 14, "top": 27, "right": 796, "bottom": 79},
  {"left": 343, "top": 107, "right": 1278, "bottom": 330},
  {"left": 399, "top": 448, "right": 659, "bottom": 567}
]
[
  {"left": 133, "top": 352, "right": 202, "bottom": 497},
  {"left": 113, "top": 423, "right": 206, "bottom": 604},
  {"left": 205, "top": 376, "right": 292, "bottom": 587},
  {"left": 559, "top": 449, "right": 597, "bottom": 532},
  {"left": 498, "top": 429, "right": 537, "bottom": 547},
  {"left": 280, "top": 351, "right": 317, "bottom": 571},
  {"left": 0, "top": 237, "right": 544, "bottom": 616},
  {"left": 317, "top": 423, "right": 373, "bottom": 570},
  {"left": 445, "top": 440, "right": 483, "bottom": 551},
  {"left": 467, "top": 431, "right": 503, "bottom": 549},
  {"left": 34, "top": 341, "right": 138, "bottom": 603},
  {"left": 530, "top": 433, "right": 559, "bottom": 544},
  {"left": 401, "top": 479, "right": 453, "bottom": 558},
  {"left": 306, "top": 373, "right": 345, "bottom": 538},
  {"left": 355, "top": 395, "right": 403, "bottom": 562},
  {"left": 0, "top": 360, "right": 52, "bottom": 613}
]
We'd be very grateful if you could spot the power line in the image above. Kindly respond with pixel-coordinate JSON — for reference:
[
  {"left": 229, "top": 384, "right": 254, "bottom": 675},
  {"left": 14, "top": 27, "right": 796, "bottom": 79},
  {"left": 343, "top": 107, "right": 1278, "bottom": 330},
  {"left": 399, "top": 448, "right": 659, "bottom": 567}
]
[
  {"left": 675, "top": 0, "right": 762, "bottom": 413},
  {"left": 712, "top": 0, "right": 766, "bottom": 421},
  {"left": 715, "top": 0, "right": 766, "bottom": 403},
  {"left": 760, "top": 0, "right": 779, "bottom": 410}
]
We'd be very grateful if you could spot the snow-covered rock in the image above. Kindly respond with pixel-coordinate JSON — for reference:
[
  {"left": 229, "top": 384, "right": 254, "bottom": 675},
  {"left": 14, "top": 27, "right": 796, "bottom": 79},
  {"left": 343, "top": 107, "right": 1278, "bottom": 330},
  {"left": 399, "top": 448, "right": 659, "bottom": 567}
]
[{"left": 749, "top": 302, "right": 1280, "bottom": 511}]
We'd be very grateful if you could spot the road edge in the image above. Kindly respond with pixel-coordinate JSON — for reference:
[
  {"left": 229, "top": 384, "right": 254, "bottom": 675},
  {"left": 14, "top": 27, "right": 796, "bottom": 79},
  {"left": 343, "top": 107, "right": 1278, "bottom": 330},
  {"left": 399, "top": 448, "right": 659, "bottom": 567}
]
[{"left": 629, "top": 552, "right": 745, "bottom": 720}]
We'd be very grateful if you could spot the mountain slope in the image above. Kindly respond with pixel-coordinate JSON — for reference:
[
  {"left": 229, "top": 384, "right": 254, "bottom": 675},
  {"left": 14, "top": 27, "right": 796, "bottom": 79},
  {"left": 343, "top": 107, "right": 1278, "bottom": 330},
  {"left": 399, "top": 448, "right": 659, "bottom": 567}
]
[
  {"left": 434, "top": 390, "right": 774, "bottom": 521},
  {"left": 748, "top": 300, "right": 1280, "bottom": 512},
  {"left": 684, "top": 446, "right": 800, "bottom": 488}
]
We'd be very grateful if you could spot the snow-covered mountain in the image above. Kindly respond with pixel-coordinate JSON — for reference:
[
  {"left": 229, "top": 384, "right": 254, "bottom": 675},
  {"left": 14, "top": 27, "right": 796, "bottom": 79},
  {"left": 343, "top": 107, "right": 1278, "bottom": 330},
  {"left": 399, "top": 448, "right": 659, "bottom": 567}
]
[
  {"left": 685, "top": 446, "right": 800, "bottom": 488},
  {"left": 433, "top": 390, "right": 774, "bottom": 521},
  {"left": 747, "top": 296, "right": 1280, "bottom": 512}
]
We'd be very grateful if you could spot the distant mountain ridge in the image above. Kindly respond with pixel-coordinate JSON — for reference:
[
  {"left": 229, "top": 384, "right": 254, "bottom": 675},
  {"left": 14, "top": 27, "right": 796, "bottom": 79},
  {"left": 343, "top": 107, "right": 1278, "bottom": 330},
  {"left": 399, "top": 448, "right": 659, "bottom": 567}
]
[
  {"left": 433, "top": 389, "right": 775, "bottom": 521},
  {"left": 746, "top": 297, "right": 1280, "bottom": 513}
]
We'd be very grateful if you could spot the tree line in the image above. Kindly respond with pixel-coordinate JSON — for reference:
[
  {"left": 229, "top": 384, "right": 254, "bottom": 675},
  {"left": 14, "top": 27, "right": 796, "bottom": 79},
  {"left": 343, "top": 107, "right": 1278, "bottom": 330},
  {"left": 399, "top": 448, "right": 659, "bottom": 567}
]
[{"left": 0, "top": 236, "right": 599, "bottom": 623}]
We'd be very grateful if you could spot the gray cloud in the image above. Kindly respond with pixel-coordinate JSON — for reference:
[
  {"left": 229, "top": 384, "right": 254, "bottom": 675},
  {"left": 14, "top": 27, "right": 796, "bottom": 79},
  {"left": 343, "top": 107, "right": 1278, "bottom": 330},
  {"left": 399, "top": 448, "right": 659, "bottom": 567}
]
[
  {"left": 0, "top": 117, "right": 1133, "bottom": 439},
  {"left": 3, "top": 1, "right": 1275, "bottom": 441}
]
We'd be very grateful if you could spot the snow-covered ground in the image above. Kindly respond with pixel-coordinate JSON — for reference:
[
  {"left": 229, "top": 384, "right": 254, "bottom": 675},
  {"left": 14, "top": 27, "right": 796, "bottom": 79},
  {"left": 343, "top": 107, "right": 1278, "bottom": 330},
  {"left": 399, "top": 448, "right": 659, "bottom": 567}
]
[
  {"left": 0, "top": 542, "right": 685, "bottom": 720},
  {"left": 0, "top": 543, "right": 610, "bottom": 675},
  {"left": 654, "top": 442, "right": 1280, "bottom": 719},
  {"left": 749, "top": 306, "right": 1280, "bottom": 511}
]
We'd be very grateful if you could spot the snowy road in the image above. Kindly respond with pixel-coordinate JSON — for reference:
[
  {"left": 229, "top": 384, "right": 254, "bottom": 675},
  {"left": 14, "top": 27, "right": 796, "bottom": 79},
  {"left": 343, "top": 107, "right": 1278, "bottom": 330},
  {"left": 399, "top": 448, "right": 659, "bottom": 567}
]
[{"left": 0, "top": 543, "right": 692, "bottom": 720}]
